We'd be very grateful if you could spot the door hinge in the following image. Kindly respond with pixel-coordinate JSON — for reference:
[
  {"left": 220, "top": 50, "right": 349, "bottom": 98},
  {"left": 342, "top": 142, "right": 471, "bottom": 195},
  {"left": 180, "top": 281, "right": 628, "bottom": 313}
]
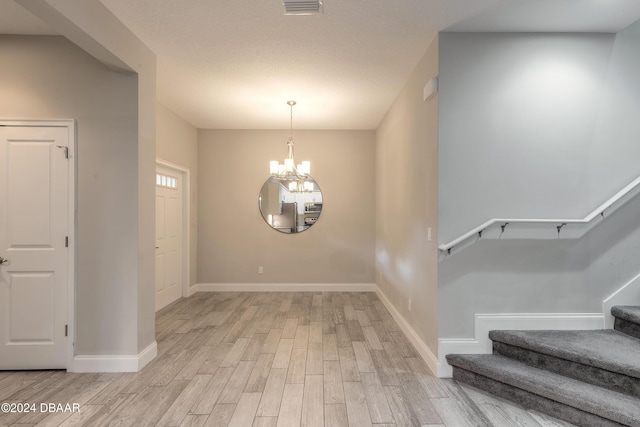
[
  {"left": 65, "top": 236, "right": 68, "bottom": 247},
  {"left": 65, "top": 325, "right": 68, "bottom": 337}
]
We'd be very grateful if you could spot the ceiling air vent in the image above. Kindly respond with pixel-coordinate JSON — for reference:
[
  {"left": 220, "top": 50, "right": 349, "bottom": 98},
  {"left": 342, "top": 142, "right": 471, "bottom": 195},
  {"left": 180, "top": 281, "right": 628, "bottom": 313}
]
[{"left": 283, "top": 0, "right": 323, "bottom": 15}]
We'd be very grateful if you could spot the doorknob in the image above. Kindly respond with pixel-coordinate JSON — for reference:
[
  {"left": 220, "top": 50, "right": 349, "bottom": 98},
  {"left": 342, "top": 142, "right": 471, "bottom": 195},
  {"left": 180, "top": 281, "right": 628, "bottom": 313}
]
[{"left": 0, "top": 257, "right": 8, "bottom": 265}]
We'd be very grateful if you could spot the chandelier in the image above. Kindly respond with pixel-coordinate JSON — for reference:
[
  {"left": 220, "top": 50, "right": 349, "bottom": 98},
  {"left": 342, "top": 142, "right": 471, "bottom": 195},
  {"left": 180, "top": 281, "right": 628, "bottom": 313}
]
[{"left": 269, "top": 100, "right": 313, "bottom": 192}]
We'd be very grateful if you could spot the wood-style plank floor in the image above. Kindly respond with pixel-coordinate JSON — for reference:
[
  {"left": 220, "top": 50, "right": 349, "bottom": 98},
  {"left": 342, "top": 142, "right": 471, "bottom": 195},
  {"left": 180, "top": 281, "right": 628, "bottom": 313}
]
[{"left": 0, "top": 292, "right": 575, "bottom": 426}]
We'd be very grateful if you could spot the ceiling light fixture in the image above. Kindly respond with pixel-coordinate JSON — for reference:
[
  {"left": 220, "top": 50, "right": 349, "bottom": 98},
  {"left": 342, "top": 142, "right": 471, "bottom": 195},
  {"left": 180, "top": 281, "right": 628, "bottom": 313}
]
[{"left": 269, "top": 101, "right": 313, "bottom": 192}]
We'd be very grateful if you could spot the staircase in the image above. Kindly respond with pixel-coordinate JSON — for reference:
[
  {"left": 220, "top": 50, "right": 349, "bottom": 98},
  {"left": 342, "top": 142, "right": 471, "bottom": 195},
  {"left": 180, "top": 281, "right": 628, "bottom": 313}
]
[{"left": 446, "top": 306, "right": 640, "bottom": 426}]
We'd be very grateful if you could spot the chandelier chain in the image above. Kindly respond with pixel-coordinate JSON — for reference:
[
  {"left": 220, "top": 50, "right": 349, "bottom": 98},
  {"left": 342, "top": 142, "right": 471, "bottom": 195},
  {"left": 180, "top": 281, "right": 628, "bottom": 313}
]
[{"left": 288, "top": 100, "right": 296, "bottom": 139}]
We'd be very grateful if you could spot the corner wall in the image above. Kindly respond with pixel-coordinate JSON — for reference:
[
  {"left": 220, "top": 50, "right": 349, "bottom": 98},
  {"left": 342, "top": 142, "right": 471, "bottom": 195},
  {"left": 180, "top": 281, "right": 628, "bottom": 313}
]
[
  {"left": 197, "top": 129, "right": 375, "bottom": 285},
  {"left": 375, "top": 35, "right": 439, "bottom": 369},
  {"left": 13, "top": 0, "right": 158, "bottom": 368},
  {"left": 0, "top": 35, "right": 140, "bottom": 356}
]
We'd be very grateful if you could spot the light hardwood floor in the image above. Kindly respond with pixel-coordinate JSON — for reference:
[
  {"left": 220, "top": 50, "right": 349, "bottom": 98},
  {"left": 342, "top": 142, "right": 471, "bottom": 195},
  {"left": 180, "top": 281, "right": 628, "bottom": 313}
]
[{"left": 0, "top": 292, "right": 575, "bottom": 426}]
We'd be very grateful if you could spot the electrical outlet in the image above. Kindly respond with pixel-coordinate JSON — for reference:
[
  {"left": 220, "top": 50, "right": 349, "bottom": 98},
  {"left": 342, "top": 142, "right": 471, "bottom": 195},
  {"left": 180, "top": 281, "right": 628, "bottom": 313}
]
[
  {"left": 408, "top": 298, "right": 412, "bottom": 312},
  {"left": 258, "top": 266, "right": 263, "bottom": 274},
  {"left": 427, "top": 227, "right": 432, "bottom": 242}
]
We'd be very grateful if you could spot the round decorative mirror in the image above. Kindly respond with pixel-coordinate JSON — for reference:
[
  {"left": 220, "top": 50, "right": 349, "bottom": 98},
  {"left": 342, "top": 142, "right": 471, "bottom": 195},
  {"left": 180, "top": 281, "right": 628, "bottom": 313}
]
[{"left": 258, "top": 176, "right": 323, "bottom": 233}]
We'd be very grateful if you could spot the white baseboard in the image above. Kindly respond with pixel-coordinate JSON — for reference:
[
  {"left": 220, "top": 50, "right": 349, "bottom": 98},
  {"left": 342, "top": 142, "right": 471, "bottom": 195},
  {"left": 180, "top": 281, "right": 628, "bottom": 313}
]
[
  {"left": 374, "top": 286, "right": 439, "bottom": 377},
  {"left": 603, "top": 272, "right": 640, "bottom": 328},
  {"left": 72, "top": 341, "right": 157, "bottom": 373},
  {"left": 195, "top": 283, "right": 376, "bottom": 292},
  {"left": 138, "top": 341, "right": 158, "bottom": 370},
  {"left": 188, "top": 284, "right": 199, "bottom": 297},
  {"left": 437, "top": 313, "right": 604, "bottom": 378}
]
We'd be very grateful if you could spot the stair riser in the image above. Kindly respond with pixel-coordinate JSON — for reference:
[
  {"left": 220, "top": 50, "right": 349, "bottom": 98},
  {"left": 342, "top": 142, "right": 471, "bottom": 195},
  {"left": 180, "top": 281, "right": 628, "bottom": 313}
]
[
  {"left": 452, "top": 367, "right": 625, "bottom": 427},
  {"left": 615, "top": 317, "right": 640, "bottom": 340},
  {"left": 492, "top": 341, "right": 640, "bottom": 399}
]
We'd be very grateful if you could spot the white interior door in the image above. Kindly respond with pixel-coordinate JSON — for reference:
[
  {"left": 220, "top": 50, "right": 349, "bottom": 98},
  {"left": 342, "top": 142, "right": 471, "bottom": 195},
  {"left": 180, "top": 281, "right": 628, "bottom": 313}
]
[
  {"left": 0, "top": 125, "right": 69, "bottom": 369},
  {"left": 155, "top": 166, "right": 183, "bottom": 311}
]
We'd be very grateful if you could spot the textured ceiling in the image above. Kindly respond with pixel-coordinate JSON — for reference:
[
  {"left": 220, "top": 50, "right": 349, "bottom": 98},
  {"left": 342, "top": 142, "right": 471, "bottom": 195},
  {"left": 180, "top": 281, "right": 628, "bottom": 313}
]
[
  {"left": 98, "top": 0, "right": 506, "bottom": 129},
  {"left": 4, "top": 0, "right": 640, "bottom": 129}
]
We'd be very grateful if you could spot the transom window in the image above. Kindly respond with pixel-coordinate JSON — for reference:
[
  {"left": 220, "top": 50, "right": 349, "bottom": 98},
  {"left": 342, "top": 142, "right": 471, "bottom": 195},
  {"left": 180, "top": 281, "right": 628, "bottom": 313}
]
[{"left": 156, "top": 173, "right": 177, "bottom": 189}]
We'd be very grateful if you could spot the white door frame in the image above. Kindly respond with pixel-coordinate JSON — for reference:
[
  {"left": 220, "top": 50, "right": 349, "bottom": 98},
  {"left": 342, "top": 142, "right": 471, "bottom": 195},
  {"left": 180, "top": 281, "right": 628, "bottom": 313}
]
[
  {"left": 0, "top": 119, "right": 76, "bottom": 370},
  {"left": 156, "top": 159, "right": 191, "bottom": 301}
]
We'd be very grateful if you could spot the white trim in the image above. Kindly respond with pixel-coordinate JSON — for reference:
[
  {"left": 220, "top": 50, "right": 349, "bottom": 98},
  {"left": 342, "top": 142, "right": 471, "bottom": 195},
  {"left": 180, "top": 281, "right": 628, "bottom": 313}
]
[
  {"left": 189, "top": 284, "right": 199, "bottom": 297},
  {"left": 156, "top": 159, "right": 191, "bottom": 307},
  {"left": 72, "top": 341, "right": 157, "bottom": 373},
  {"left": 1, "top": 119, "right": 76, "bottom": 371},
  {"left": 137, "top": 341, "right": 158, "bottom": 370},
  {"left": 66, "top": 120, "right": 77, "bottom": 373},
  {"left": 374, "top": 286, "right": 439, "bottom": 376},
  {"left": 195, "top": 283, "right": 376, "bottom": 292},
  {"left": 603, "top": 272, "right": 640, "bottom": 328},
  {"left": 437, "top": 312, "right": 604, "bottom": 378}
]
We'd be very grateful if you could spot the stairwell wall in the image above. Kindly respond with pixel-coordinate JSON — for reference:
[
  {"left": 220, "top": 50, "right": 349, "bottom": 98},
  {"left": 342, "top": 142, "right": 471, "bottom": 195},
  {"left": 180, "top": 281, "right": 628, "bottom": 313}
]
[{"left": 438, "top": 24, "right": 640, "bottom": 338}]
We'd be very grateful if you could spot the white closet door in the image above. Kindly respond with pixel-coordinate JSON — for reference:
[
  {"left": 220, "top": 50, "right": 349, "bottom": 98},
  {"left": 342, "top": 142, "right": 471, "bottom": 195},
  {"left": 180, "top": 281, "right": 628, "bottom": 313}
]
[{"left": 0, "top": 125, "right": 69, "bottom": 369}]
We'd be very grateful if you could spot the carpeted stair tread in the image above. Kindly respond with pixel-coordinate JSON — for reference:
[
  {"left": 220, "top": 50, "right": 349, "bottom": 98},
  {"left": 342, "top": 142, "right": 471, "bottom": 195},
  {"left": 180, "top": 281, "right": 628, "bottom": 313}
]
[
  {"left": 488, "top": 329, "right": 640, "bottom": 378},
  {"left": 612, "top": 306, "right": 640, "bottom": 325},
  {"left": 446, "top": 353, "right": 640, "bottom": 426}
]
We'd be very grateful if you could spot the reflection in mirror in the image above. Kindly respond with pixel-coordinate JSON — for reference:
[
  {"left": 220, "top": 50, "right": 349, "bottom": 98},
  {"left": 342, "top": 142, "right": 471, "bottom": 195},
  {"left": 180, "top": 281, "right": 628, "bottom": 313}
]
[{"left": 258, "top": 176, "right": 323, "bottom": 233}]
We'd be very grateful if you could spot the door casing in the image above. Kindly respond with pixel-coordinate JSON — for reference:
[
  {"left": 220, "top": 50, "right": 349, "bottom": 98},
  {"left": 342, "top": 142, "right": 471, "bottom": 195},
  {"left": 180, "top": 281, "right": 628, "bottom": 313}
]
[{"left": 156, "top": 159, "right": 191, "bottom": 305}]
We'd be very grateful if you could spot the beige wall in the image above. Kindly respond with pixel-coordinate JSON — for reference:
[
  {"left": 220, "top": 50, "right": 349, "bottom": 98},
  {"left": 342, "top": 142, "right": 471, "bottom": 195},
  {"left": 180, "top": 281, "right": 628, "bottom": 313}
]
[
  {"left": 198, "top": 130, "right": 375, "bottom": 284},
  {"left": 156, "top": 103, "right": 199, "bottom": 286},
  {"left": 376, "top": 36, "right": 439, "bottom": 354},
  {"left": 0, "top": 35, "right": 140, "bottom": 355}
]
